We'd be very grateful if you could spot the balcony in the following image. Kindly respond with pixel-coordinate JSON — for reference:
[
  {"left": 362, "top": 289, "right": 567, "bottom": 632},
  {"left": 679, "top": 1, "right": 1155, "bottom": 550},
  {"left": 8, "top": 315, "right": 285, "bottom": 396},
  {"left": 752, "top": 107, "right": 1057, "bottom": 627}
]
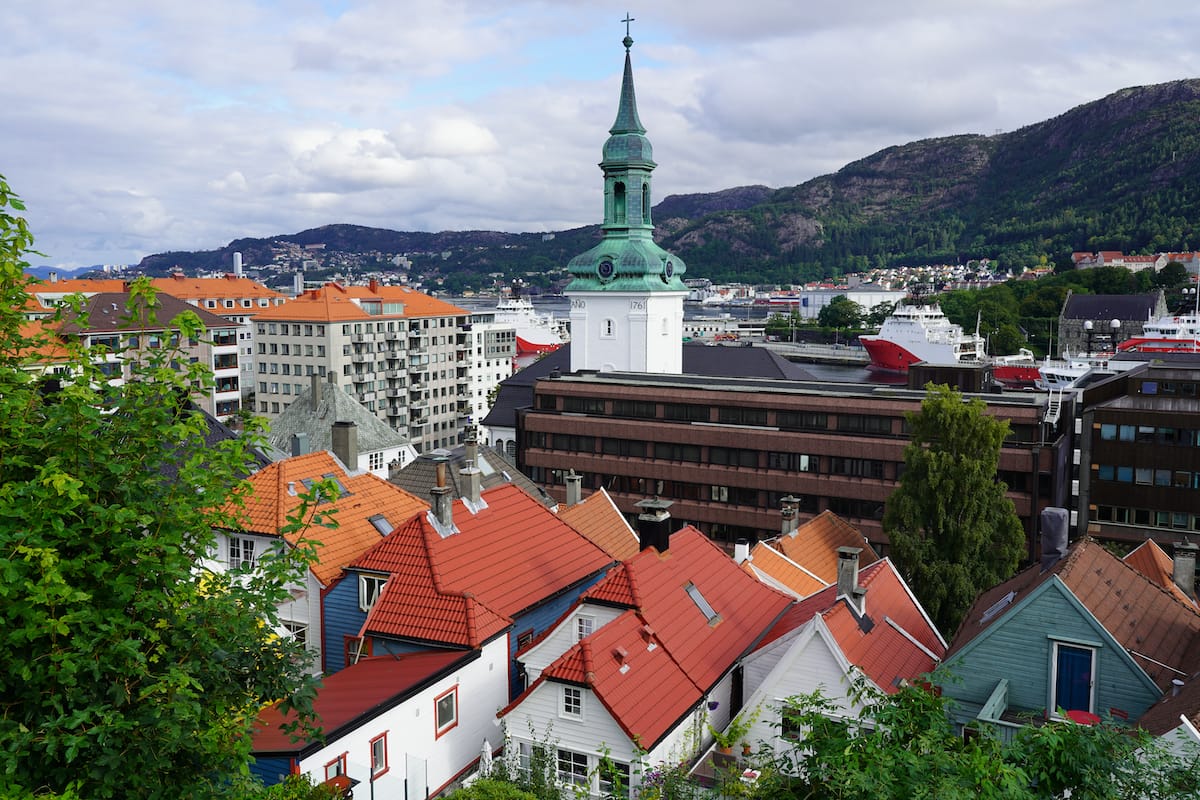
[
  {"left": 386, "top": 388, "right": 403, "bottom": 398},
  {"left": 352, "top": 333, "right": 368, "bottom": 343},
  {"left": 351, "top": 352, "right": 369, "bottom": 363},
  {"left": 385, "top": 368, "right": 403, "bottom": 379}
]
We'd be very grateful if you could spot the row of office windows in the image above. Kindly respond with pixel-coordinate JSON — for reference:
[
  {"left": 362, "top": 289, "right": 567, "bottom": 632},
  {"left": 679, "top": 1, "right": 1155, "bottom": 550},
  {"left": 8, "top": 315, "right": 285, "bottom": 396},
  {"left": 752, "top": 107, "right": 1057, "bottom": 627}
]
[
  {"left": 529, "top": 433, "right": 891, "bottom": 478},
  {"left": 552, "top": 396, "right": 900, "bottom": 435},
  {"left": 1094, "top": 465, "right": 1200, "bottom": 488},
  {"left": 1098, "top": 423, "right": 1200, "bottom": 446},
  {"left": 1093, "top": 505, "right": 1200, "bottom": 531}
]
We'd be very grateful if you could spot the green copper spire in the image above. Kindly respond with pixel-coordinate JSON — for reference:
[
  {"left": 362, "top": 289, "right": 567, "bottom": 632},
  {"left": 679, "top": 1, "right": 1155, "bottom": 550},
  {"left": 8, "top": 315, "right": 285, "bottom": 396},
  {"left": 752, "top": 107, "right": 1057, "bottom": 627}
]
[{"left": 565, "top": 23, "right": 687, "bottom": 294}]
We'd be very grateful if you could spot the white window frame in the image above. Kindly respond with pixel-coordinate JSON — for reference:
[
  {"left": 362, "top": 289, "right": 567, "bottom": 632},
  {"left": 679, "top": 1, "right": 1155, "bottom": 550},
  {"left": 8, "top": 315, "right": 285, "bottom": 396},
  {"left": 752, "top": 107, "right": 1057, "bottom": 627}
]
[
  {"left": 575, "top": 615, "right": 595, "bottom": 642},
  {"left": 228, "top": 537, "right": 256, "bottom": 569},
  {"left": 370, "top": 732, "right": 388, "bottom": 777},
  {"left": 435, "top": 686, "right": 458, "bottom": 737},
  {"left": 359, "top": 574, "right": 387, "bottom": 612},
  {"left": 557, "top": 748, "right": 588, "bottom": 787},
  {"left": 561, "top": 685, "right": 583, "bottom": 719}
]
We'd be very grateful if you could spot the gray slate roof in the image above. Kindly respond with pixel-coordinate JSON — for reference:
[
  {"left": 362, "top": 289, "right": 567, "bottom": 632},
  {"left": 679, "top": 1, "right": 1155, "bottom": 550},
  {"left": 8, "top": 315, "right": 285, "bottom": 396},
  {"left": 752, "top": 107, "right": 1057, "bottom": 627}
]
[
  {"left": 1059, "top": 291, "right": 1163, "bottom": 321},
  {"left": 267, "top": 377, "right": 410, "bottom": 456},
  {"left": 389, "top": 443, "right": 555, "bottom": 508}
]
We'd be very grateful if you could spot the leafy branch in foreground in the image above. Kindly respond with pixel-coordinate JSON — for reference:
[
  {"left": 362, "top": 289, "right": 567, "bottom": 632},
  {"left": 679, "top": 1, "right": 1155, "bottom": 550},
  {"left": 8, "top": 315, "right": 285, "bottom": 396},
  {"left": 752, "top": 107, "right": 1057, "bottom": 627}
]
[{"left": 0, "top": 175, "right": 330, "bottom": 799}]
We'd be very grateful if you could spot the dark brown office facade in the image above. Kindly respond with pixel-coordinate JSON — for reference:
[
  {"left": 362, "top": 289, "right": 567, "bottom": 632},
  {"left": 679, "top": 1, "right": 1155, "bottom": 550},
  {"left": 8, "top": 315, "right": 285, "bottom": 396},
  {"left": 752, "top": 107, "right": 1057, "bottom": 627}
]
[
  {"left": 517, "top": 371, "right": 1073, "bottom": 559},
  {"left": 1076, "top": 359, "right": 1200, "bottom": 547}
]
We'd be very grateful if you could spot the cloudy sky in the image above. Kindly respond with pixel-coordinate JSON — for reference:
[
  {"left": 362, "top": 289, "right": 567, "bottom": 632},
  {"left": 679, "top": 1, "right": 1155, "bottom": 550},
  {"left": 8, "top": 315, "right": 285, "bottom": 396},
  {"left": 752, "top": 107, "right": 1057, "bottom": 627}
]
[{"left": 6, "top": 1, "right": 1199, "bottom": 268}]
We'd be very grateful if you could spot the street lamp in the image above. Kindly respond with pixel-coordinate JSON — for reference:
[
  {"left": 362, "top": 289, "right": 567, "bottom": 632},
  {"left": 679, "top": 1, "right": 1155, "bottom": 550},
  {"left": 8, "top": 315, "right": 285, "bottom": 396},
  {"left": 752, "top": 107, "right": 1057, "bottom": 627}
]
[
  {"left": 1110, "top": 318, "right": 1121, "bottom": 350},
  {"left": 1083, "top": 320, "right": 1093, "bottom": 357}
]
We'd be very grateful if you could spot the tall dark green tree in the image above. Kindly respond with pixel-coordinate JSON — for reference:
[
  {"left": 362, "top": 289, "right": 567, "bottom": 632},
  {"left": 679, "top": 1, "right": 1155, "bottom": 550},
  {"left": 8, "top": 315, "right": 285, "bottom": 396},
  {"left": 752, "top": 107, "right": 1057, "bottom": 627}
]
[
  {"left": 0, "top": 176, "right": 325, "bottom": 799},
  {"left": 882, "top": 384, "right": 1025, "bottom": 636},
  {"left": 817, "top": 295, "right": 863, "bottom": 329}
]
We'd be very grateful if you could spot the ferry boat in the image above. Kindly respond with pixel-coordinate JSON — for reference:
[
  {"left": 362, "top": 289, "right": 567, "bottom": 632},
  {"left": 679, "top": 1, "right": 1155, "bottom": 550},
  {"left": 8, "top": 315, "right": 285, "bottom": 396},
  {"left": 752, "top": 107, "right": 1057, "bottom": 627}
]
[
  {"left": 858, "top": 303, "right": 986, "bottom": 373},
  {"left": 493, "top": 297, "right": 568, "bottom": 355},
  {"left": 1116, "top": 311, "right": 1200, "bottom": 353}
]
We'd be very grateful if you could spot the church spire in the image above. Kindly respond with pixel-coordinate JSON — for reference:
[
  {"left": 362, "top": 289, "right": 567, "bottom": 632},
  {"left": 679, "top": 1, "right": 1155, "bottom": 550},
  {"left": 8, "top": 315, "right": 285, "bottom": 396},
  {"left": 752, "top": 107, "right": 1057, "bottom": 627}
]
[{"left": 610, "top": 22, "right": 646, "bottom": 137}]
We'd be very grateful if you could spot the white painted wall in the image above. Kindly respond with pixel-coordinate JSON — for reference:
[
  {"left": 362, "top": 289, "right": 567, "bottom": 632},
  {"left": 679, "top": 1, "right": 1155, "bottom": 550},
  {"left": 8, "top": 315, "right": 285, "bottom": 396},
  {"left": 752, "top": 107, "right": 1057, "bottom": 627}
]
[
  {"left": 568, "top": 291, "right": 685, "bottom": 374},
  {"left": 296, "top": 637, "right": 510, "bottom": 797},
  {"left": 520, "top": 603, "right": 626, "bottom": 682}
]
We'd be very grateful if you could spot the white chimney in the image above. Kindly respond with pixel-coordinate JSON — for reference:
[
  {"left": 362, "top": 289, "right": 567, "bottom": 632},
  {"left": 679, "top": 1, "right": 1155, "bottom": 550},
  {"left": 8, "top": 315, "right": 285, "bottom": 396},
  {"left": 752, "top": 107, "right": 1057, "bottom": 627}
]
[
  {"left": 837, "top": 546, "right": 865, "bottom": 613},
  {"left": 233, "top": 251, "right": 243, "bottom": 276},
  {"left": 565, "top": 469, "right": 582, "bottom": 506},
  {"left": 733, "top": 539, "right": 750, "bottom": 564}
]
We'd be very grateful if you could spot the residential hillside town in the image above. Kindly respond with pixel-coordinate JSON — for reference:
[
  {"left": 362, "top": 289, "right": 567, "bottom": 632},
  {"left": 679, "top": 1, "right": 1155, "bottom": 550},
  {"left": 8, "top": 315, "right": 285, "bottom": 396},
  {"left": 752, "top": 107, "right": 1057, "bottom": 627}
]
[{"left": 7, "top": 28, "right": 1200, "bottom": 800}]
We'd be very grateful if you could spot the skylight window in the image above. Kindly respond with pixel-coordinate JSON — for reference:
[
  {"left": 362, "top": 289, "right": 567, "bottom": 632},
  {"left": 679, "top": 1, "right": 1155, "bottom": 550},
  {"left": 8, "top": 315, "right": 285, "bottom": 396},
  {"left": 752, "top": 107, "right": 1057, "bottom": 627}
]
[
  {"left": 685, "top": 582, "right": 720, "bottom": 624},
  {"left": 368, "top": 514, "right": 393, "bottom": 536},
  {"left": 980, "top": 591, "right": 1017, "bottom": 624}
]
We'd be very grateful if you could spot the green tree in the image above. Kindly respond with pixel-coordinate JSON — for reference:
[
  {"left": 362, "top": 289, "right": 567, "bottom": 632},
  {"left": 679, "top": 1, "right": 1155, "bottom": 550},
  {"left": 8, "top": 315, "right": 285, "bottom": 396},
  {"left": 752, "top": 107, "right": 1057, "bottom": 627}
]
[
  {"left": 882, "top": 384, "right": 1025, "bottom": 636},
  {"left": 749, "top": 679, "right": 1199, "bottom": 800},
  {"left": 817, "top": 295, "right": 863, "bottom": 329},
  {"left": 0, "top": 176, "right": 324, "bottom": 799},
  {"left": 1155, "top": 260, "right": 1190, "bottom": 289}
]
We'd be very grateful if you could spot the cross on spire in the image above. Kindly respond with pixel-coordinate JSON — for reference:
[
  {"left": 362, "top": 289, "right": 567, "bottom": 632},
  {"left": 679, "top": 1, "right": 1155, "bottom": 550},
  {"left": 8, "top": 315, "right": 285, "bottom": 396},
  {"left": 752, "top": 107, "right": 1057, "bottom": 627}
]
[{"left": 622, "top": 13, "right": 635, "bottom": 37}]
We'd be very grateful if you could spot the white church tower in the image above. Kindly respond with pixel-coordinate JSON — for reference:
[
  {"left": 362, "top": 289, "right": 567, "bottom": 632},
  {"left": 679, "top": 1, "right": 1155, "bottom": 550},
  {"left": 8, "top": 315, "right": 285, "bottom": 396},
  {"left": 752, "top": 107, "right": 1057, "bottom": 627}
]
[{"left": 564, "top": 23, "right": 688, "bottom": 374}]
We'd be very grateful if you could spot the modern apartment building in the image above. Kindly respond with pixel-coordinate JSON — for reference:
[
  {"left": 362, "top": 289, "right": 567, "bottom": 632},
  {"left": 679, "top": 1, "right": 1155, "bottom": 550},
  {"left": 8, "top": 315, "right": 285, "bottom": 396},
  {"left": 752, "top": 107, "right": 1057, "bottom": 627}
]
[
  {"left": 462, "top": 314, "right": 516, "bottom": 437},
  {"left": 149, "top": 272, "right": 287, "bottom": 398},
  {"left": 60, "top": 291, "right": 243, "bottom": 417},
  {"left": 251, "top": 282, "right": 472, "bottom": 451}
]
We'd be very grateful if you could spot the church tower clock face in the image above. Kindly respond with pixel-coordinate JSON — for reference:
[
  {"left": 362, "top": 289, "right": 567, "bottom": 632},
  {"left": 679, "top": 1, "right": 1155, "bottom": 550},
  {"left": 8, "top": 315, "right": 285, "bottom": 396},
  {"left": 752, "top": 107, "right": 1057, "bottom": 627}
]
[{"left": 597, "top": 259, "right": 615, "bottom": 281}]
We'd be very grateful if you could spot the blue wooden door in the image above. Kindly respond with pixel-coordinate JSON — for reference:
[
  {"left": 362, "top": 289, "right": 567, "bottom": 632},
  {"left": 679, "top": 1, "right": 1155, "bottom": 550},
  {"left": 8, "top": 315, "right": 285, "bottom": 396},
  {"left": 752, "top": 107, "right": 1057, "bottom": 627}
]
[{"left": 1055, "top": 645, "right": 1093, "bottom": 712}]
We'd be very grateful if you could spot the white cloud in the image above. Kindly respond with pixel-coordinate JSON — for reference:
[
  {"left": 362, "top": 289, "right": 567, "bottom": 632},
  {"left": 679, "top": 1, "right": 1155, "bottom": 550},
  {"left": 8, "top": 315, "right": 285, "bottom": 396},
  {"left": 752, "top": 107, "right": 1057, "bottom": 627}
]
[{"left": 3, "top": 0, "right": 1200, "bottom": 267}]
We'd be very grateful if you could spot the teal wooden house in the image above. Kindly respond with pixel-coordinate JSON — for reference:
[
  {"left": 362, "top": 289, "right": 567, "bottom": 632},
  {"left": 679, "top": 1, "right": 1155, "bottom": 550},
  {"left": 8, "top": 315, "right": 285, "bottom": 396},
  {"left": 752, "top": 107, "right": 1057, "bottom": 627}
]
[{"left": 939, "top": 538, "right": 1200, "bottom": 738}]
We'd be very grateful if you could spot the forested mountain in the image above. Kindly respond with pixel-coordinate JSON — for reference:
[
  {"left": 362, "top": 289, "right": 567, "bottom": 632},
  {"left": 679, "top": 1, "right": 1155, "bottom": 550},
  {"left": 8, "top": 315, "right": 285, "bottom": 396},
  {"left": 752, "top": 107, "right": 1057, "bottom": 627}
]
[{"left": 138, "top": 79, "right": 1200, "bottom": 288}]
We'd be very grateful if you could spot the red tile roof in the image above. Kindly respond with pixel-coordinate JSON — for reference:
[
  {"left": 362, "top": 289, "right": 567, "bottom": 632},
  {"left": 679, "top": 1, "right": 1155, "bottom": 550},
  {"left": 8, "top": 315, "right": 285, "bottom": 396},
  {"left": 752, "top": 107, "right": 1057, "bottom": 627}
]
[
  {"left": 581, "top": 527, "right": 793, "bottom": 692},
  {"left": 350, "top": 484, "right": 613, "bottom": 647},
  {"left": 226, "top": 451, "right": 428, "bottom": 585},
  {"left": 950, "top": 539, "right": 1200, "bottom": 691},
  {"left": 756, "top": 560, "right": 946, "bottom": 693},
  {"left": 540, "top": 610, "right": 702, "bottom": 747},
  {"left": 557, "top": 490, "right": 640, "bottom": 561},
  {"left": 252, "top": 651, "right": 471, "bottom": 754}
]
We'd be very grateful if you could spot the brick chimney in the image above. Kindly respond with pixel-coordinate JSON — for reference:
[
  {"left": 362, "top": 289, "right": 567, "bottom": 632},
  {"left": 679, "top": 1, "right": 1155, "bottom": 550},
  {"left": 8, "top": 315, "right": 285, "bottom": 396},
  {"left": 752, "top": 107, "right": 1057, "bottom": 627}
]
[
  {"left": 636, "top": 497, "right": 673, "bottom": 554},
  {"left": 331, "top": 421, "right": 358, "bottom": 470},
  {"left": 1173, "top": 541, "right": 1198, "bottom": 600},
  {"left": 565, "top": 469, "right": 583, "bottom": 506},
  {"left": 836, "top": 546, "right": 865, "bottom": 613}
]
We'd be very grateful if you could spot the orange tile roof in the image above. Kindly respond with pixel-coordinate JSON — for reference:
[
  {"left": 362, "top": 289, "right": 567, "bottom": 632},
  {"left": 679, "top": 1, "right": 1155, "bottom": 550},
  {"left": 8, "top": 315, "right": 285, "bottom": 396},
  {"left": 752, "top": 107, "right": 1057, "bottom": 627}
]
[
  {"left": 26, "top": 278, "right": 129, "bottom": 295},
  {"left": 252, "top": 283, "right": 373, "bottom": 323},
  {"left": 582, "top": 527, "right": 793, "bottom": 691},
  {"left": 226, "top": 451, "right": 428, "bottom": 585},
  {"left": 253, "top": 282, "right": 467, "bottom": 323},
  {"left": 770, "top": 511, "right": 880, "bottom": 584},
  {"left": 350, "top": 483, "right": 614, "bottom": 647},
  {"left": 951, "top": 539, "right": 1200, "bottom": 691},
  {"left": 756, "top": 559, "right": 946, "bottom": 693},
  {"left": 150, "top": 274, "right": 284, "bottom": 301},
  {"left": 742, "top": 541, "right": 827, "bottom": 598},
  {"left": 557, "top": 490, "right": 640, "bottom": 561},
  {"left": 12, "top": 320, "right": 73, "bottom": 364},
  {"left": 1124, "top": 540, "right": 1196, "bottom": 607}
]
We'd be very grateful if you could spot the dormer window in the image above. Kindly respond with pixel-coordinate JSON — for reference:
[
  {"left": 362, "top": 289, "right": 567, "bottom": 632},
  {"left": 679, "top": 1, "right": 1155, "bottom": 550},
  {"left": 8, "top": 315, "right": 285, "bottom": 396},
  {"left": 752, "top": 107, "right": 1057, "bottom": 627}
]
[{"left": 575, "top": 615, "right": 595, "bottom": 642}]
